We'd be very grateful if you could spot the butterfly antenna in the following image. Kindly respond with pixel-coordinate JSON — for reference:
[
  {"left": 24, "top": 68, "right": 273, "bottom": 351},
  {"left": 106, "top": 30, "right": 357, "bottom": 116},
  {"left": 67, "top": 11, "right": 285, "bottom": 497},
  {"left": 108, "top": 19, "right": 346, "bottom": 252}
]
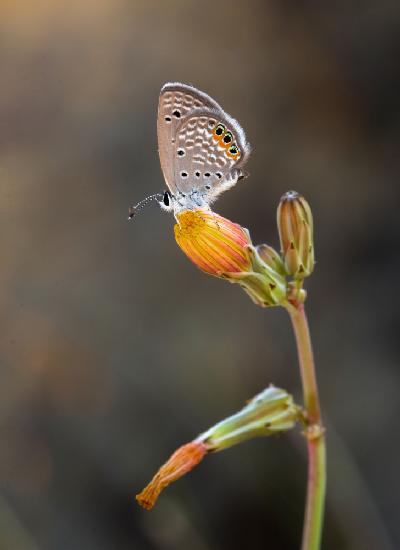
[{"left": 128, "top": 193, "right": 164, "bottom": 220}]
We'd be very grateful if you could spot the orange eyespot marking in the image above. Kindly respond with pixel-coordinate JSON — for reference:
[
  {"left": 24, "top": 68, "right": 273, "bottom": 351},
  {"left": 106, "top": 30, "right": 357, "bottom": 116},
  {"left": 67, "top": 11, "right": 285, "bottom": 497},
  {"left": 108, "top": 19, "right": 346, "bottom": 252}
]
[
  {"left": 226, "top": 143, "right": 241, "bottom": 160},
  {"left": 213, "top": 123, "right": 225, "bottom": 141},
  {"left": 219, "top": 131, "right": 233, "bottom": 149}
]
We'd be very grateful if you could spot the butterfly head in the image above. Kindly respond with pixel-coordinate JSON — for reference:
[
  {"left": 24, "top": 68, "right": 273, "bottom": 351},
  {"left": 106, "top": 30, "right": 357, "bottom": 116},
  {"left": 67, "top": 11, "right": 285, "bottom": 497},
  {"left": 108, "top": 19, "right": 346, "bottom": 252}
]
[{"left": 159, "top": 190, "right": 174, "bottom": 212}]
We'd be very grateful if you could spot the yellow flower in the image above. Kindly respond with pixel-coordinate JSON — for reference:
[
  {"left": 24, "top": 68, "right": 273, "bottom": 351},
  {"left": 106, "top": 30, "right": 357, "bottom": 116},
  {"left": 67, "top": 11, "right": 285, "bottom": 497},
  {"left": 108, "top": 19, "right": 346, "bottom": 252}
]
[
  {"left": 174, "top": 209, "right": 287, "bottom": 307},
  {"left": 174, "top": 209, "right": 252, "bottom": 275}
]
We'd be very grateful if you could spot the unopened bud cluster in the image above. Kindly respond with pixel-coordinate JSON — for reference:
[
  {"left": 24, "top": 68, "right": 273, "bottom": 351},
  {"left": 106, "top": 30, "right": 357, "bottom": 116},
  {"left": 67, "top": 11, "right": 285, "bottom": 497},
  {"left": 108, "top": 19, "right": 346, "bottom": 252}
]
[{"left": 174, "top": 191, "right": 314, "bottom": 307}]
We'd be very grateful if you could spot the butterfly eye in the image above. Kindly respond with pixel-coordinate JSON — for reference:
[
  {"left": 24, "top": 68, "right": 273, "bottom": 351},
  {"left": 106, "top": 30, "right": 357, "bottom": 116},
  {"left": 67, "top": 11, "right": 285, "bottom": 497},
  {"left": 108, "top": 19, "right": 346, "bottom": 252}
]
[
  {"left": 213, "top": 123, "right": 225, "bottom": 140},
  {"left": 163, "top": 191, "right": 170, "bottom": 206},
  {"left": 227, "top": 143, "right": 240, "bottom": 159}
]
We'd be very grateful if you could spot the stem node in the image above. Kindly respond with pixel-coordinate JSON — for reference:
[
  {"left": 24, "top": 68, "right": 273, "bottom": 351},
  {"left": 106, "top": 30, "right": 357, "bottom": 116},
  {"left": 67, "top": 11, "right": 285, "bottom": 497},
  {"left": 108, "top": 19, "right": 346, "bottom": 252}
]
[{"left": 303, "top": 423, "right": 326, "bottom": 442}]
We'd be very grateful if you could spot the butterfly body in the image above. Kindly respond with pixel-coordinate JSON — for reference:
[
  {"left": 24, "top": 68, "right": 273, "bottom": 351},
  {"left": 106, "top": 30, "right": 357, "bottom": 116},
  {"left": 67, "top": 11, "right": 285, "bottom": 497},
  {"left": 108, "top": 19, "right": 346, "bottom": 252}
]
[{"left": 129, "top": 83, "right": 251, "bottom": 219}]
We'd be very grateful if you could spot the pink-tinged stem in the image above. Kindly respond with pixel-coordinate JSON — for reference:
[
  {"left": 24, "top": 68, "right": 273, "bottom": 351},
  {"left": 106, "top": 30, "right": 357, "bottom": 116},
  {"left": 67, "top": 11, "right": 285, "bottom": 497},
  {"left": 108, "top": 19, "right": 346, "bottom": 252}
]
[{"left": 286, "top": 302, "right": 326, "bottom": 550}]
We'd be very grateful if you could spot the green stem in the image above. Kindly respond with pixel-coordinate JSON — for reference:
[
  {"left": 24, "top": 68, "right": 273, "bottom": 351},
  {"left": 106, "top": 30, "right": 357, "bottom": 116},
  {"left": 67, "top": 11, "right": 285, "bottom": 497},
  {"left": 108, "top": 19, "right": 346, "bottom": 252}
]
[{"left": 286, "top": 301, "right": 326, "bottom": 550}]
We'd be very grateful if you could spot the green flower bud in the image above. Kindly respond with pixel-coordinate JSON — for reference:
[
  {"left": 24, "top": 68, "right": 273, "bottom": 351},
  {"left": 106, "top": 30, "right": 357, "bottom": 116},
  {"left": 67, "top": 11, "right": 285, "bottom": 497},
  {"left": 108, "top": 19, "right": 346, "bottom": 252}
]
[
  {"left": 223, "top": 243, "right": 287, "bottom": 307},
  {"left": 277, "top": 191, "right": 315, "bottom": 279},
  {"left": 198, "top": 385, "right": 300, "bottom": 451},
  {"left": 256, "top": 244, "right": 286, "bottom": 276}
]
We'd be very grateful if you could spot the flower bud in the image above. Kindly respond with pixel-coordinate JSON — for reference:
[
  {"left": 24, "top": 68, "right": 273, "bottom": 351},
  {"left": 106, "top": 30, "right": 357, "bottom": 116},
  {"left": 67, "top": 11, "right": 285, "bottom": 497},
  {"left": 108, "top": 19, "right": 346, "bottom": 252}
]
[
  {"left": 136, "top": 386, "right": 300, "bottom": 509},
  {"left": 256, "top": 244, "right": 285, "bottom": 276},
  {"left": 174, "top": 209, "right": 252, "bottom": 275},
  {"left": 198, "top": 385, "right": 300, "bottom": 451},
  {"left": 277, "top": 191, "right": 314, "bottom": 279},
  {"left": 227, "top": 244, "right": 287, "bottom": 306},
  {"left": 174, "top": 209, "right": 287, "bottom": 307}
]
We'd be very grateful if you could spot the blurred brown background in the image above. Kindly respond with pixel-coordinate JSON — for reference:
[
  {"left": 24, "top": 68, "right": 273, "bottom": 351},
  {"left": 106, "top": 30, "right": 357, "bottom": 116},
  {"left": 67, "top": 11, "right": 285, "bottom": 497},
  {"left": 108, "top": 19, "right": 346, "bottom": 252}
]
[{"left": 1, "top": 1, "right": 399, "bottom": 549}]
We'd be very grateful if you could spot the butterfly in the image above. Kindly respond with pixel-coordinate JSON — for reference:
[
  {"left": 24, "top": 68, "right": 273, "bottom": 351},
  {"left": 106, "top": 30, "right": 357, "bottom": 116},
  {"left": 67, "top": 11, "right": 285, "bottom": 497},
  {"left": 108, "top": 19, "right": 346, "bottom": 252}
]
[{"left": 129, "top": 82, "right": 251, "bottom": 219}]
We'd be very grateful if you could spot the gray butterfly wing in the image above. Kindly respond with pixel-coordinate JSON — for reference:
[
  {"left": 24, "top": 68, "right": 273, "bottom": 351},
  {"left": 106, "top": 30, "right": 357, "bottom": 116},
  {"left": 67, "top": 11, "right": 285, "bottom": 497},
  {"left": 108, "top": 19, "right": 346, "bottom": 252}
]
[
  {"left": 173, "top": 109, "right": 251, "bottom": 200},
  {"left": 157, "top": 83, "right": 250, "bottom": 199},
  {"left": 158, "top": 83, "right": 221, "bottom": 195}
]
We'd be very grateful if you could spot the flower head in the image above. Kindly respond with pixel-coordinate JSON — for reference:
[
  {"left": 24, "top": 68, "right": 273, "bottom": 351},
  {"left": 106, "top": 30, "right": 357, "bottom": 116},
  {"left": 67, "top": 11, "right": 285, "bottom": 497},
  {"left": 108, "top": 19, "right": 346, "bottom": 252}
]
[
  {"left": 277, "top": 191, "right": 314, "bottom": 279},
  {"left": 174, "top": 209, "right": 287, "bottom": 307},
  {"left": 136, "top": 386, "right": 300, "bottom": 510},
  {"left": 174, "top": 209, "right": 252, "bottom": 275}
]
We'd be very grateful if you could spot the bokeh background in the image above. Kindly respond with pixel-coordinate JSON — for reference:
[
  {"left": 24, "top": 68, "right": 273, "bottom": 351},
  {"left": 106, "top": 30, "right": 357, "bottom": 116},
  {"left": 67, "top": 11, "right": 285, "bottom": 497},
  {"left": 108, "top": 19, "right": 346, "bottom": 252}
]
[{"left": 1, "top": 1, "right": 399, "bottom": 549}]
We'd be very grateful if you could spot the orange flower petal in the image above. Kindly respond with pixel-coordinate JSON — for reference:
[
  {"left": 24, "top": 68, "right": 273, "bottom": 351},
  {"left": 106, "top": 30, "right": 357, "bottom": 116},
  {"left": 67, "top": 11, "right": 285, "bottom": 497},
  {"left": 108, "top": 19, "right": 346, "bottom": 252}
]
[
  {"left": 174, "top": 210, "right": 252, "bottom": 276},
  {"left": 136, "top": 441, "right": 208, "bottom": 510}
]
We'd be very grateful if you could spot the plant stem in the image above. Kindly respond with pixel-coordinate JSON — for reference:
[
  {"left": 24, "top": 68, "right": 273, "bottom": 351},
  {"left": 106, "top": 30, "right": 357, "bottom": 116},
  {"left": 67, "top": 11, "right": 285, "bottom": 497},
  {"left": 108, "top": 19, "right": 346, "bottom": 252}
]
[{"left": 286, "top": 301, "right": 326, "bottom": 550}]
